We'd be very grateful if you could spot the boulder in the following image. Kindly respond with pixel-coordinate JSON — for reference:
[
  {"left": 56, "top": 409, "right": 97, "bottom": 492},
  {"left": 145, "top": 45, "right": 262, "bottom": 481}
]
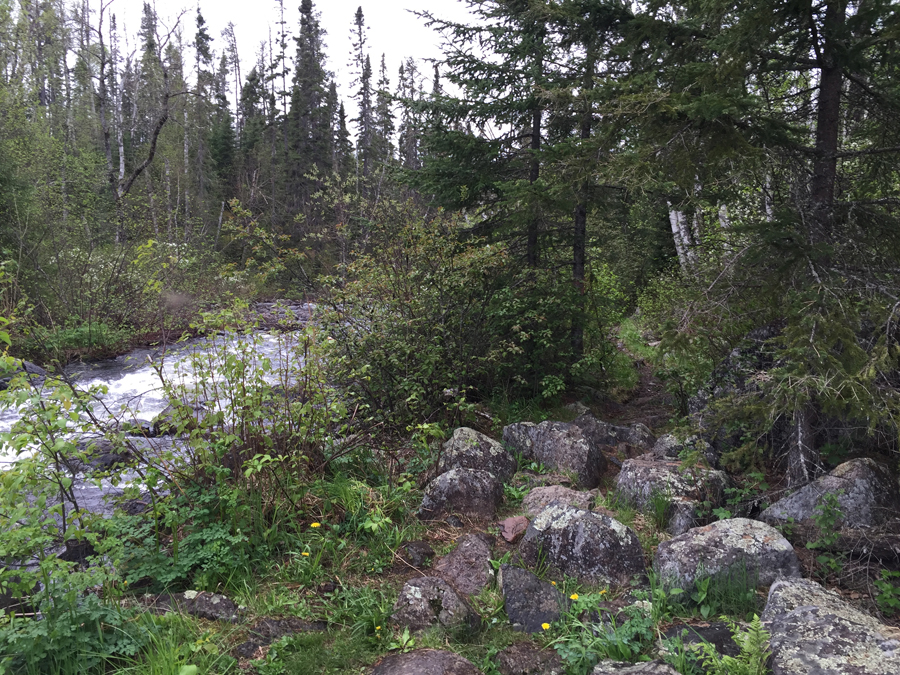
[
  {"left": 502, "top": 422, "right": 538, "bottom": 459},
  {"left": 503, "top": 421, "right": 606, "bottom": 488},
  {"left": 519, "top": 502, "right": 646, "bottom": 587},
  {"left": 438, "top": 427, "right": 517, "bottom": 483},
  {"left": 573, "top": 414, "right": 656, "bottom": 452},
  {"left": 493, "top": 643, "right": 565, "bottom": 675},
  {"left": 391, "top": 577, "right": 479, "bottom": 632},
  {"left": 75, "top": 436, "right": 133, "bottom": 473},
  {"left": 522, "top": 485, "right": 595, "bottom": 518},
  {"left": 0, "top": 360, "right": 47, "bottom": 390},
  {"left": 498, "top": 516, "right": 529, "bottom": 544},
  {"left": 762, "top": 577, "right": 900, "bottom": 674},
  {"left": 654, "top": 518, "right": 800, "bottom": 593},
  {"left": 592, "top": 661, "right": 679, "bottom": 674},
  {"left": 419, "top": 469, "right": 503, "bottom": 521},
  {"left": 760, "top": 458, "right": 900, "bottom": 529},
  {"left": 498, "top": 564, "right": 565, "bottom": 633},
  {"left": 615, "top": 458, "right": 729, "bottom": 534},
  {"left": 434, "top": 533, "right": 494, "bottom": 596},
  {"left": 372, "top": 649, "right": 483, "bottom": 675},
  {"left": 152, "top": 400, "right": 209, "bottom": 436}
]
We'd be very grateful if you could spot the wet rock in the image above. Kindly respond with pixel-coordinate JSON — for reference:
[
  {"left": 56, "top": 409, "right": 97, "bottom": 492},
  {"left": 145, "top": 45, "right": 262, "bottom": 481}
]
[
  {"left": 503, "top": 421, "right": 606, "bottom": 488},
  {"left": 121, "top": 418, "right": 156, "bottom": 437},
  {"left": 494, "top": 642, "right": 565, "bottom": 675},
  {"left": 615, "top": 458, "right": 729, "bottom": 534},
  {"left": 233, "top": 617, "right": 326, "bottom": 658},
  {"left": 391, "top": 577, "right": 479, "bottom": 632},
  {"left": 499, "top": 564, "right": 565, "bottom": 633},
  {"left": 565, "top": 401, "right": 591, "bottom": 416},
  {"left": 372, "top": 649, "right": 482, "bottom": 675},
  {"left": 434, "top": 533, "right": 494, "bottom": 596},
  {"left": 419, "top": 469, "right": 503, "bottom": 521},
  {"left": 399, "top": 541, "right": 435, "bottom": 568},
  {"left": 592, "top": 661, "right": 679, "bottom": 674},
  {"left": 654, "top": 518, "right": 800, "bottom": 593},
  {"left": 762, "top": 577, "right": 900, "bottom": 674},
  {"left": 152, "top": 400, "right": 209, "bottom": 436},
  {"left": 438, "top": 427, "right": 517, "bottom": 483},
  {"left": 760, "top": 458, "right": 900, "bottom": 529},
  {"left": 573, "top": 414, "right": 656, "bottom": 452},
  {"left": 519, "top": 502, "right": 646, "bottom": 587},
  {"left": 0, "top": 360, "right": 47, "bottom": 390},
  {"left": 149, "top": 590, "right": 241, "bottom": 622},
  {"left": 522, "top": 485, "right": 594, "bottom": 518},
  {"left": 499, "top": 516, "right": 529, "bottom": 544},
  {"left": 57, "top": 539, "right": 97, "bottom": 566}
]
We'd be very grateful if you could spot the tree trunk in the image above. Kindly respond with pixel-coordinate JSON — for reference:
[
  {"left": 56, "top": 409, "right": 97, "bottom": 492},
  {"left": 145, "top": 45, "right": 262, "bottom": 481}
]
[{"left": 785, "top": 404, "right": 824, "bottom": 487}]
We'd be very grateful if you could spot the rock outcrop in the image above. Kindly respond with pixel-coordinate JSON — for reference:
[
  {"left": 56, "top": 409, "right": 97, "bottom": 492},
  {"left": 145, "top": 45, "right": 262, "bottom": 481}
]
[{"left": 438, "top": 427, "right": 517, "bottom": 483}]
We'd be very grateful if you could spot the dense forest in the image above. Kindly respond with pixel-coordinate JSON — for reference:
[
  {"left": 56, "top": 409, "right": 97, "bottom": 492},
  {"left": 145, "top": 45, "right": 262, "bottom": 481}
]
[{"left": 1, "top": 0, "right": 900, "bottom": 673}]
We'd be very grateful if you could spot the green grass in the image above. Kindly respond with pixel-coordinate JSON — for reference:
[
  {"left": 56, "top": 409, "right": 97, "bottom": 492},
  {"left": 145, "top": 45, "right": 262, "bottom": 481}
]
[{"left": 618, "top": 318, "right": 658, "bottom": 362}]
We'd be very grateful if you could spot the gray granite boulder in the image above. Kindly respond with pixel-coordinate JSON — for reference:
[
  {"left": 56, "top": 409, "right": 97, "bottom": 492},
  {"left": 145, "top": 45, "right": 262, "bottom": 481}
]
[
  {"left": 419, "top": 469, "right": 503, "bottom": 521},
  {"left": 148, "top": 591, "right": 241, "bottom": 622},
  {"left": 372, "top": 649, "right": 483, "bottom": 675},
  {"left": 573, "top": 414, "right": 656, "bottom": 452},
  {"left": 654, "top": 518, "right": 800, "bottom": 592},
  {"left": 434, "top": 533, "right": 494, "bottom": 596},
  {"left": 522, "top": 485, "right": 595, "bottom": 518},
  {"left": 438, "top": 427, "right": 517, "bottom": 483},
  {"left": 391, "top": 577, "right": 479, "bottom": 632},
  {"left": 503, "top": 421, "right": 606, "bottom": 488},
  {"left": 760, "top": 458, "right": 900, "bottom": 528},
  {"left": 615, "top": 458, "right": 729, "bottom": 535},
  {"left": 519, "top": 502, "right": 646, "bottom": 587},
  {"left": 762, "top": 577, "right": 900, "bottom": 674},
  {"left": 498, "top": 564, "right": 565, "bottom": 633}
]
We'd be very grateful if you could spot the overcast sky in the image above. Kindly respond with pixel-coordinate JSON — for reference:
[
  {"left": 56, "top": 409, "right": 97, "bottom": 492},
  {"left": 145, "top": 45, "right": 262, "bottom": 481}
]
[{"left": 114, "top": 0, "right": 473, "bottom": 109}]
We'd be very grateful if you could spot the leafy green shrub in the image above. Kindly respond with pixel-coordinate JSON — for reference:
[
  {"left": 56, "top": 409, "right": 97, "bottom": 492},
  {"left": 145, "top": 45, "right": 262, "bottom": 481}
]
[{"left": 696, "top": 615, "right": 771, "bottom": 675}]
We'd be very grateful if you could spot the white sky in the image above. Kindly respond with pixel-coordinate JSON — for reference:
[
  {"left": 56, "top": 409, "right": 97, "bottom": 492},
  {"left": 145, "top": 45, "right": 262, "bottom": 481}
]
[{"left": 115, "top": 0, "right": 473, "bottom": 111}]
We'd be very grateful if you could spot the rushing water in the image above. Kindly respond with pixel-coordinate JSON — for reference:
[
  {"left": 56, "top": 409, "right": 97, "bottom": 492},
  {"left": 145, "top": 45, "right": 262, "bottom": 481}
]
[{"left": 0, "top": 302, "right": 315, "bottom": 470}]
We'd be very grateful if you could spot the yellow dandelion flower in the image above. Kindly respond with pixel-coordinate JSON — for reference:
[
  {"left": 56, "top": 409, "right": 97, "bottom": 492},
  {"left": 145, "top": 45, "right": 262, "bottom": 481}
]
[
  {"left": 600, "top": 588, "right": 608, "bottom": 595},
  {"left": 311, "top": 522, "right": 321, "bottom": 528},
  {"left": 550, "top": 581, "right": 556, "bottom": 586},
  {"left": 301, "top": 552, "right": 310, "bottom": 557},
  {"left": 375, "top": 626, "right": 381, "bottom": 630},
  {"left": 541, "top": 623, "right": 550, "bottom": 630},
  {"left": 570, "top": 593, "right": 579, "bottom": 600}
]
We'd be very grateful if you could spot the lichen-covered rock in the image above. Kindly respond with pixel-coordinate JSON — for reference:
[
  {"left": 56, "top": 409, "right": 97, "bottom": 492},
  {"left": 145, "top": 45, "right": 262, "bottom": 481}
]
[
  {"left": 653, "top": 518, "right": 800, "bottom": 592},
  {"left": 391, "top": 577, "right": 479, "bottom": 632},
  {"left": 399, "top": 541, "right": 435, "bottom": 568},
  {"left": 615, "top": 458, "right": 729, "bottom": 534},
  {"left": 591, "top": 661, "right": 679, "bottom": 674},
  {"left": 519, "top": 502, "right": 646, "bottom": 586},
  {"left": 372, "top": 649, "right": 483, "bottom": 675},
  {"left": 494, "top": 643, "right": 565, "bottom": 675},
  {"left": 760, "top": 458, "right": 900, "bottom": 529},
  {"left": 434, "top": 533, "right": 494, "bottom": 596},
  {"left": 502, "top": 422, "right": 538, "bottom": 459},
  {"left": 522, "top": 485, "right": 595, "bottom": 518},
  {"left": 498, "top": 564, "right": 565, "bottom": 633},
  {"left": 573, "top": 414, "right": 656, "bottom": 452},
  {"left": 507, "top": 421, "right": 607, "bottom": 488},
  {"left": 438, "top": 427, "right": 517, "bottom": 484},
  {"left": 762, "top": 578, "right": 900, "bottom": 674},
  {"left": 418, "top": 469, "right": 503, "bottom": 521}
]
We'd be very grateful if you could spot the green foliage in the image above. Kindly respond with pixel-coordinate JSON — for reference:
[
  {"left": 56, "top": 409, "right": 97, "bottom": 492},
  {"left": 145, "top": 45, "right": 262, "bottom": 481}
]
[
  {"left": 696, "top": 615, "right": 771, "bottom": 675},
  {"left": 806, "top": 491, "right": 846, "bottom": 578},
  {"left": 874, "top": 570, "right": 900, "bottom": 616}
]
